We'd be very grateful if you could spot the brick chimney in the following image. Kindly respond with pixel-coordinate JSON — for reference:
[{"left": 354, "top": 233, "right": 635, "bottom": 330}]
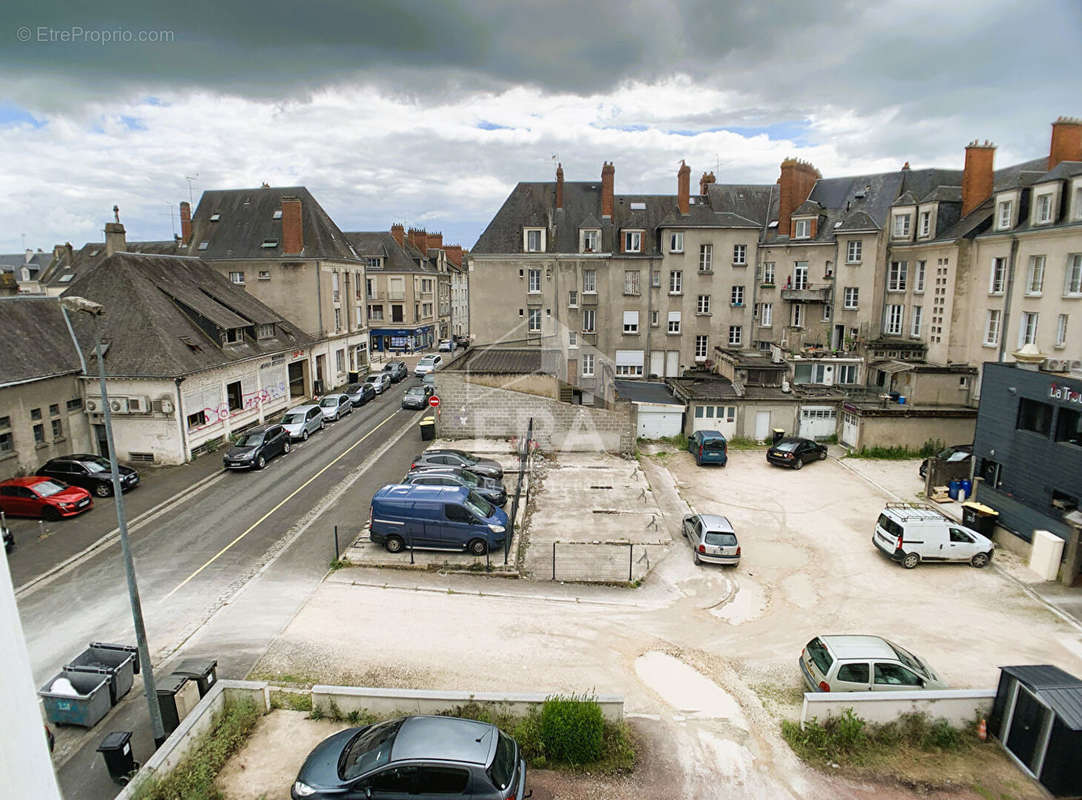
[
  {"left": 699, "top": 171, "right": 716, "bottom": 195},
  {"left": 280, "top": 196, "right": 303, "bottom": 254},
  {"left": 428, "top": 232, "right": 443, "bottom": 250},
  {"left": 1049, "top": 116, "right": 1082, "bottom": 170},
  {"left": 777, "top": 158, "right": 820, "bottom": 238},
  {"left": 601, "top": 162, "right": 615, "bottom": 219},
  {"left": 179, "top": 201, "right": 192, "bottom": 244},
  {"left": 105, "top": 206, "right": 127, "bottom": 255},
  {"left": 444, "top": 245, "right": 463, "bottom": 266},
  {"left": 391, "top": 223, "right": 405, "bottom": 246},
  {"left": 555, "top": 163, "right": 564, "bottom": 210},
  {"left": 962, "top": 140, "right": 996, "bottom": 216},
  {"left": 677, "top": 160, "right": 691, "bottom": 215}
]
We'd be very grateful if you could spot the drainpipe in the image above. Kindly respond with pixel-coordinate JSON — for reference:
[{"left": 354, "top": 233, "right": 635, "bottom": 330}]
[
  {"left": 996, "top": 237, "right": 1020, "bottom": 363},
  {"left": 174, "top": 377, "right": 189, "bottom": 462}
]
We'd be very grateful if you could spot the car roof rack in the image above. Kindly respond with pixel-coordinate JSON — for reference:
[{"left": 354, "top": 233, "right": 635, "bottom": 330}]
[{"left": 883, "top": 502, "right": 944, "bottom": 522}]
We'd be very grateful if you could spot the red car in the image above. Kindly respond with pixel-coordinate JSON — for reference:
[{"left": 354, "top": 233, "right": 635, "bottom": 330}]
[{"left": 0, "top": 476, "right": 93, "bottom": 520}]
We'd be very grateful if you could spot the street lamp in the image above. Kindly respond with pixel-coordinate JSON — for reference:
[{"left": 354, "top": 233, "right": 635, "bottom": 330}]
[{"left": 59, "top": 297, "right": 166, "bottom": 746}]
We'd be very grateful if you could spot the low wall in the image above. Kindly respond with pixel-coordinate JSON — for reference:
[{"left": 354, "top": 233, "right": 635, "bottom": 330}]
[
  {"left": 801, "top": 688, "right": 995, "bottom": 728},
  {"left": 859, "top": 413, "right": 976, "bottom": 451},
  {"left": 311, "top": 686, "right": 624, "bottom": 722}
]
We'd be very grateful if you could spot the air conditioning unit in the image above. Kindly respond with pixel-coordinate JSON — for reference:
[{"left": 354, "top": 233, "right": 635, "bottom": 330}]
[
  {"left": 1070, "top": 360, "right": 1082, "bottom": 372},
  {"left": 1043, "top": 359, "right": 1066, "bottom": 372},
  {"left": 160, "top": 398, "right": 175, "bottom": 414},
  {"left": 85, "top": 397, "right": 101, "bottom": 413},
  {"left": 109, "top": 397, "right": 130, "bottom": 414},
  {"left": 127, "top": 396, "right": 150, "bottom": 413}
]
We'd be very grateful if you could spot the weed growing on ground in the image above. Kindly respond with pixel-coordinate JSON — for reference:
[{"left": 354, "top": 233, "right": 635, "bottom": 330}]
[
  {"left": 726, "top": 436, "right": 765, "bottom": 450},
  {"left": 269, "top": 690, "right": 312, "bottom": 712},
  {"left": 850, "top": 439, "right": 944, "bottom": 459}
]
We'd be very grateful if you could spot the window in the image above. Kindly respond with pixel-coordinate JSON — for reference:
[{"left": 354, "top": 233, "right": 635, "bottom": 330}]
[
  {"left": 730, "top": 285, "right": 744, "bottom": 306},
  {"left": 1077, "top": 186, "right": 1082, "bottom": 219},
  {"left": 874, "top": 663, "right": 924, "bottom": 687},
  {"left": 331, "top": 271, "right": 340, "bottom": 302},
  {"left": 843, "top": 287, "right": 859, "bottom": 309},
  {"left": 582, "top": 309, "right": 596, "bottom": 332},
  {"left": 224, "top": 327, "right": 242, "bottom": 344},
  {"left": 885, "top": 304, "right": 903, "bottom": 335},
  {"left": 229, "top": 271, "right": 245, "bottom": 284},
  {"left": 669, "top": 270, "right": 683, "bottom": 294},
  {"left": 615, "top": 350, "right": 644, "bottom": 377},
  {"left": 760, "top": 302, "right": 773, "bottom": 327},
  {"left": 526, "top": 269, "right": 541, "bottom": 293},
  {"left": 699, "top": 244, "right": 712, "bottom": 272},
  {"left": 33, "top": 424, "right": 44, "bottom": 443},
  {"left": 1017, "top": 397, "right": 1053, "bottom": 436},
  {"left": 888, "top": 261, "right": 907, "bottom": 292},
  {"left": 822, "top": 303, "right": 832, "bottom": 321},
  {"left": 983, "top": 309, "right": 1001, "bottom": 346},
  {"left": 623, "top": 310, "right": 639, "bottom": 334},
  {"left": 791, "top": 304, "right": 804, "bottom": 328},
  {"left": 794, "top": 218, "right": 811, "bottom": 239},
  {"left": 651, "top": 270, "right": 661, "bottom": 288},
  {"left": 733, "top": 244, "right": 747, "bottom": 265},
  {"left": 391, "top": 304, "right": 404, "bottom": 322},
  {"left": 582, "top": 353, "right": 595, "bottom": 376},
  {"left": 1026, "top": 255, "right": 1045, "bottom": 295},
  {"left": 624, "top": 270, "right": 640, "bottom": 295},
  {"left": 528, "top": 308, "right": 542, "bottom": 332},
  {"left": 1055, "top": 407, "right": 1082, "bottom": 445},
  {"left": 583, "top": 270, "right": 596, "bottom": 293},
  {"left": 761, "top": 262, "right": 776, "bottom": 285},
  {"left": 914, "top": 260, "right": 926, "bottom": 292},
  {"left": 420, "top": 278, "right": 433, "bottom": 294},
  {"left": 47, "top": 403, "right": 58, "bottom": 417},
  {"left": 256, "top": 323, "right": 275, "bottom": 339},
  {"left": 336, "top": 349, "right": 345, "bottom": 373},
  {"left": 525, "top": 228, "right": 544, "bottom": 252},
  {"left": 1056, "top": 313, "right": 1069, "bottom": 348},
  {"left": 623, "top": 230, "right": 642, "bottom": 253},
  {"left": 846, "top": 240, "right": 862, "bottom": 264},
  {"left": 334, "top": 307, "right": 342, "bottom": 331},
  {"left": 568, "top": 331, "right": 578, "bottom": 348},
  {"left": 226, "top": 381, "right": 243, "bottom": 411},
  {"left": 998, "top": 199, "right": 1013, "bottom": 229},
  {"left": 186, "top": 409, "right": 208, "bottom": 429},
  {"left": 355, "top": 306, "right": 363, "bottom": 328},
  {"left": 837, "top": 364, "right": 858, "bottom": 384},
  {"left": 728, "top": 325, "right": 742, "bottom": 346},
  {"left": 568, "top": 290, "right": 578, "bottom": 307},
  {"left": 669, "top": 232, "right": 684, "bottom": 253},
  {"left": 581, "top": 228, "right": 599, "bottom": 253},
  {"left": 667, "top": 311, "right": 681, "bottom": 334},
  {"left": 0, "top": 418, "right": 12, "bottom": 454},
  {"left": 650, "top": 310, "right": 659, "bottom": 327},
  {"left": 1066, "top": 255, "right": 1082, "bottom": 296},
  {"left": 66, "top": 398, "right": 82, "bottom": 412},
  {"left": 910, "top": 305, "right": 923, "bottom": 337},
  {"left": 1035, "top": 192, "right": 1053, "bottom": 224},
  {"left": 697, "top": 294, "right": 711, "bottom": 314},
  {"left": 198, "top": 241, "right": 209, "bottom": 250},
  {"left": 51, "top": 419, "right": 62, "bottom": 439},
  {"left": 919, "top": 210, "right": 931, "bottom": 237},
  {"left": 695, "top": 335, "right": 708, "bottom": 358},
  {"left": 368, "top": 305, "right": 384, "bottom": 321},
  {"left": 260, "top": 239, "right": 278, "bottom": 248},
  {"left": 1019, "top": 311, "right": 1039, "bottom": 347},
  {"left": 892, "top": 213, "right": 911, "bottom": 238},
  {"left": 837, "top": 663, "right": 870, "bottom": 684}
]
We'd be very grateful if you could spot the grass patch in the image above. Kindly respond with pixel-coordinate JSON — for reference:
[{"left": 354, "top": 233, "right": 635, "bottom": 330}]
[
  {"left": 246, "top": 670, "right": 324, "bottom": 687},
  {"left": 269, "top": 689, "right": 312, "bottom": 712},
  {"left": 648, "top": 433, "right": 689, "bottom": 451},
  {"left": 850, "top": 439, "right": 944, "bottom": 460},
  {"left": 131, "top": 697, "right": 260, "bottom": 800},
  {"left": 727, "top": 436, "right": 765, "bottom": 450}
]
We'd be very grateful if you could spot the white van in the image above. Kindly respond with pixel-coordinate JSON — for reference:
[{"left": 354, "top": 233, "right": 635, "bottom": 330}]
[{"left": 873, "top": 502, "right": 994, "bottom": 569}]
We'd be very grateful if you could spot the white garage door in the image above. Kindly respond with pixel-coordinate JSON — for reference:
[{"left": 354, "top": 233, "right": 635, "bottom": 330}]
[
  {"left": 841, "top": 411, "right": 860, "bottom": 448},
  {"left": 799, "top": 406, "right": 837, "bottom": 439},
  {"left": 637, "top": 404, "right": 684, "bottom": 439}
]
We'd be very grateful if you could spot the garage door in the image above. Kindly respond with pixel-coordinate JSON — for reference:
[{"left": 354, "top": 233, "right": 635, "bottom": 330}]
[
  {"left": 841, "top": 411, "right": 859, "bottom": 448},
  {"left": 799, "top": 406, "right": 836, "bottom": 440},
  {"left": 637, "top": 404, "right": 684, "bottom": 439}
]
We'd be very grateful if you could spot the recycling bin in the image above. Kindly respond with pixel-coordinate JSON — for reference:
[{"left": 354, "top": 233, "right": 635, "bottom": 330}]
[
  {"left": 39, "top": 670, "right": 111, "bottom": 728},
  {"left": 172, "top": 658, "right": 218, "bottom": 698},
  {"left": 66, "top": 643, "right": 136, "bottom": 705},
  {"left": 419, "top": 415, "right": 436, "bottom": 441},
  {"left": 962, "top": 501, "right": 1000, "bottom": 538},
  {"left": 91, "top": 641, "right": 140, "bottom": 674},
  {"left": 97, "top": 731, "right": 139, "bottom": 785},
  {"left": 156, "top": 673, "right": 201, "bottom": 735}
]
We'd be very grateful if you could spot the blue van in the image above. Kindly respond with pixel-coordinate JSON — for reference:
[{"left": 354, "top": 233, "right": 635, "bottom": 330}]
[
  {"left": 688, "top": 430, "right": 728, "bottom": 466},
  {"left": 370, "top": 484, "right": 509, "bottom": 556}
]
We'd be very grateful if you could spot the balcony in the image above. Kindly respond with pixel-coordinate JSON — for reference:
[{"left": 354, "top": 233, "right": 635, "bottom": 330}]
[{"left": 781, "top": 285, "right": 831, "bottom": 303}]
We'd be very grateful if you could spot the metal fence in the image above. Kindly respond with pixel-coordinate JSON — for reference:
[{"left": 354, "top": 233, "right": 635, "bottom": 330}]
[
  {"left": 550, "top": 541, "right": 652, "bottom": 583},
  {"left": 505, "top": 417, "right": 534, "bottom": 564}
]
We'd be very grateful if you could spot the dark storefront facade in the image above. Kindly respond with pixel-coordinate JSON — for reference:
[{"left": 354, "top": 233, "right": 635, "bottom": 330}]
[{"left": 369, "top": 326, "right": 435, "bottom": 352}]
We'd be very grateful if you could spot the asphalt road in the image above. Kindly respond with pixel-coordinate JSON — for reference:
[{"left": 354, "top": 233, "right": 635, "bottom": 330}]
[{"left": 13, "top": 379, "right": 431, "bottom": 800}]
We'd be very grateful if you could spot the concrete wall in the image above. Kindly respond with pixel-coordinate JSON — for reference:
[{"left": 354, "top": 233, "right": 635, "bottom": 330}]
[
  {"left": 461, "top": 372, "right": 560, "bottom": 400},
  {"left": 0, "top": 374, "right": 93, "bottom": 475},
  {"left": 891, "top": 369, "right": 973, "bottom": 406},
  {"left": 801, "top": 688, "right": 995, "bottom": 728},
  {"left": 856, "top": 413, "right": 976, "bottom": 450}
]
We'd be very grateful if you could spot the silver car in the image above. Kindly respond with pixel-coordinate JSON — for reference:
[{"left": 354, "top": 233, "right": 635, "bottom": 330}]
[
  {"left": 280, "top": 404, "right": 324, "bottom": 441},
  {"left": 414, "top": 354, "right": 442, "bottom": 376},
  {"left": 319, "top": 393, "right": 352, "bottom": 421},
  {"left": 369, "top": 373, "right": 391, "bottom": 394},
  {"left": 682, "top": 513, "right": 740, "bottom": 566},
  {"left": 800, "top": 635, "right": 946, "bottom": 693}
]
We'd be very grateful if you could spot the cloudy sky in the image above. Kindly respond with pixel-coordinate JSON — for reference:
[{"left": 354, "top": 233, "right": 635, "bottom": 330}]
[{"left": 1, "top": 0, "right": 1079, "bottom": 255}]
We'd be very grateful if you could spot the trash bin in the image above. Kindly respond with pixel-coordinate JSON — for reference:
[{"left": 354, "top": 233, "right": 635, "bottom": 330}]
[
  {"left": 962, "top": 501, "right": 999, "bottom": 538},
  {"left": 66, "top": 643, "right": 136, "bottom": 706},
  {"left": 156, "top": 673, "right": 201, "bottom": 735},
  {"left": 419, "top": 415, "right": 436, "bottom": 441},
  {"left": 90, "top": 641, "right": 139, "bottom": 674},
  {"left": 172, "top": 658, "right": 218, "bottom": 698},
  {"left": 960, "top": 478, "right": 972, "bottom": 500},
  {"left": 97, "top": 731, "right": 139, "bottom": 785},
  {"left": 948, "top": 479, "right": 962, "bottom": 500},
  {"left": 772, "top": 428, "right": 785, "bottom": 445},
  {"left": 39, "top": 670, "right": 112, "bottom": 728},
  {"left": 348, "top": 371, "right": 360, "bottom": 383}
]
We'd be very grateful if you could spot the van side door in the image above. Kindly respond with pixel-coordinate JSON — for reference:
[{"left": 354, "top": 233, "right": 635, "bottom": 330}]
[
  {"left": 401, "top": 500, "right": 438, "bottom": 548},
  {"left": 916, "top": 524, "right": 947, "bottom": 561},
  {"left": 947, "top": 527, "right": 979, "bottom": 562},
  {"left": 435, "top": 503, "right": 478, "bottom": 550}
]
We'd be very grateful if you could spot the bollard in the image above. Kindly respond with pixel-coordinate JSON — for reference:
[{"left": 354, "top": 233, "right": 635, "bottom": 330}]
[
  {"left": 39, "top": 519, "right": 46, "bottom": 539},
  {"left": 333, "top": 525, "right": 340, "bottom": 560}
]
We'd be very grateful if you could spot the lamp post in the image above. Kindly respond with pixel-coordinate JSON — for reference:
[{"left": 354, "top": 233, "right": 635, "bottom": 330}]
[{"left": 59, "top": 297, "right": 166, "bottom": 746}]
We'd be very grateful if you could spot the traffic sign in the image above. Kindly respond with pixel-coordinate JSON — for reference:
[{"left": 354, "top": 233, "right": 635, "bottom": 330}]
[{"left": 429, "top": 395, "right": 440, "bottom": 408}]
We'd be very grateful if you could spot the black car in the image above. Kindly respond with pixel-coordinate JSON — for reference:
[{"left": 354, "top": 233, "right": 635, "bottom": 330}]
[
  {"left": 411, "top": 449, "right": 504, "bottom": 480},
  {"left": 401, "top": 386, "right": 430, "bottom": 410},
  {"left": 919, "top": 444, "right": 973, "bottom": 478},
  {"left": 766, "top": 437, "right": 828, "bottom": 470},
  {"left": 403, "top": 466, "right": 508, "bottom": 506},
  {"left": 384, "top": 360, "right": 409, "bottom": 382},
  {"left": 37, "top": 454, "right": 139, "bottom": 498},
  {"left": 291, "top": 716, "right": 527, "bottom": 800},
  {"left": 223, "top": 424, "right": 290, "bottom": 470},
  {"left": 345, "top": 382, "right": 377, "bottom": 406}
]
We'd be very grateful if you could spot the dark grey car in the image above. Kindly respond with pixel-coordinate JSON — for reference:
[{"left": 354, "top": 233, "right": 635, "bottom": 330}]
[
  {"left": 37, "top": 454, "right": 139, "bottom": 497},
  {"left": 402, "top": 467, "right": 508, "bottom": 506},
  {"left": 411, "top": 449, "right": 504, "bottom": 480},
  {"left": 384, "top": 360, "right": 409, "bottom": 382},
  {"left": 401, "top": 386, "right": 430, "bottom": 410},
  {"left": 345, "top": 382, "right": 376, "bottom": 406},
  {"left": 223, "top": 424, "right": 290, "bottom": 469}
]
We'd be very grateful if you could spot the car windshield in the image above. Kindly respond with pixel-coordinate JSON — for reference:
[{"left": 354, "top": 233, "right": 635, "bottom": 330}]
[
  {"left": 774, "top": 440, "right": 799, "bottom": 452},
  {"left": 702, "top": 439, "right": 725, "bottom": 450},
  {"left": 282, "top": 413, "right": 305, "bottom": 425},
  {"left": 33, "top": 480, "right": 69, "bottom": 497},
  {"left": 236, "top": 432, "right": 265, "bottom": 447},
  {"left": 454, "top": 470, "right": 479, "bottom": 486},
  {"left": 82, "top": 458, "right": 110, "bottom": 473},
  {"left": 465, "top": 490, "right": 494, "bottom": 519},
  {"left": 362, "top": 383, "right": 374, "bottom": 390},
  {"left": 888, "top": 642, "right": 926, "bottom": 675},
  {"left": 320, "top": 397, "right": 339, "bottom": 407},
  {"left": 346, "top": 384, "right": 363, "bottom": 393},
  {"left": 339, "top": 719, "right": 403, "bottom": 781},
  {"left": 704, "top": 531, "right": 737, "bottom": 546},
  {"left": 419, "top": 357, "right": 435, "bottom": 365},
  {"left": 406, "top": 388, "right": 424, "bottom": 397},
  {"left": 806, "top": 638, "right": 833, "bottom": 675},
  {"left": 877, "top": 514, "right": 903, "bottom": 537},
  {"left": 946, "top": 450, "right": 970, "bottom": 462},
  {"left": 487, "top": 730, "right": 517, "bottom": 791}
]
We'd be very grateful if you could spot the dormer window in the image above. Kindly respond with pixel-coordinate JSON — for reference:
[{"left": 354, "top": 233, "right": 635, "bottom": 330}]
[
  {"left": 892, "top": 213, "right": 911, "bottom": 238},
  {"left": 1036, "top": 192, "right": 1054, "bottom": 224},
  {"left": 524, "top": 228, "right": 545, "bottom": 253},
  {"left": 272, "top": 209, "right": 282, "bottom": 220},
  {"left": 623, "top": 230, "right": 642, "bottom": 253},
  {"left": 223, "top": 328, "right": 242, "bottom": 344},
  {"left": 1074, "top": 185, "right": 1082, "bottom": 220},
  {"left": 793, "top": 218, "right": 811, "bottom": 239},
  {"left": 256, "top": 323, "right": 275, "bottom": 339},
  {"left": 198, "top": 241, "right": 209, "bottom": 250},
  {"left": 209, "top": 213, "right": 221, "bottom": 222},
  {"left": 580, "top": 229, "right": 599, "bottom": 253},
  {"left": 919, "top": 210, "right": 931, "bottom": 238},
  {"left": 261, "top": 239, "right": 278, "bottom": 248},
  {"left": 997, "top": 199, "right": 1013, "bottom": 230}
]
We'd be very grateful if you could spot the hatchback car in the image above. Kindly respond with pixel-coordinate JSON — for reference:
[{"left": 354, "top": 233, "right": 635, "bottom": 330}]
[
  {"left": 799, "top": 635, "right": 946, "bottom": 693},
  {"left": 319, "top": 394, "right": 353, "bottom": 421},
  {"left": 687, "top": 431, "right": 728, "bottom": 466},
  {"left": 223, "top": 424, "right": 290, "bottom": 470},
  {"left": 37, "top": 454, "right": 139, "bottom": 497},
  {"left": 403, "top": 467, "right": 508, "bottom": 506},
  {"left": 402, "top": 386, "right": 431, "bottom": 410},
  {"left": 0, "top": 476, "right": 93, "bottom": 520},
  {"left": 384, "top": 360, "right": 409, "bottom": 382},
  {"left": 683, "top": 513, "right": 740, "bottom": 565},
  {"left": 919, "top": 443, "right": 972, "bottom": 479},
  {"left": 437, "top": 338, "right": 455, "bottom": 352},
  {"left": 281, "top": 404, "right": 324, "bottom": 441},
  {"left": 345, "top": 382, "right": 376, "bottom": 407},
  {"left": 414, "top": 355, "right": 443, "bottom": 376},
  {"left": 292, "top": 715, "right": 527, "bottom": 800},
  {"left": 766, "top": 437, "right": 828, "bottom": 470},
  {"left": 411, "top": 449, "right": 504, "bottom": 480},
  {"left": 369, "top": 373, "right": 392, "bottom": 394}
]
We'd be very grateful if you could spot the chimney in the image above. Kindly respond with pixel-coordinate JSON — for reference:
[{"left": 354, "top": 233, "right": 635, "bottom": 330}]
[
  {"left": 179, "top": 201, "right": 192, "bottom": 244},
  {"left": 281, "top": 196, "right": 303, "bottom": 254},
  {"left": 601, "top": 162, "right": 615, "bottom": 219},
  {"left": 555, "top": 163, "right": 564, "bottom": 210},
  {"left": 777, "top": 158, "right": 820, "bottom": 238},
  {"left": 1048, "top": 116, "right": 1082, "bottom": 170},
  {"left": 428, "top": 232, "right": 443, "bottom": 250},
  {"left": 699, "top": 171, "right": 716, "bottom": 195},
  {"left": 408, "top": 228, "right": 430, "bottom": 253},
  {"left": 962, "top": 140, "right": 996, "bottom": 216},
  {"left": 391, "top": 223, "right": 405, "bottom": 246},
  {"left": 104, "top": 206, "right": 127, "bottom": 255},
  {"left": 444, "top": 245, "right": 463, "bottom": 266},
  {"left": 677, "top": 160, "right": 691, "bottom": 215}
]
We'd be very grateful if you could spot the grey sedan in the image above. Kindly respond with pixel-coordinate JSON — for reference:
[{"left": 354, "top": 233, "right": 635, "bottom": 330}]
[
  {"left": 319, "top": 394, "right": 352, "bottom": 422},
  {"left": 683, "top": 513, "right": 740, "bottom": 566}
]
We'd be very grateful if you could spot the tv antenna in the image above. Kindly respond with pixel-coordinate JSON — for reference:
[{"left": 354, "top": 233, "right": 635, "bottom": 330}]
[{"left": 184, "top": 174, "right": 199, "bottom": 207}]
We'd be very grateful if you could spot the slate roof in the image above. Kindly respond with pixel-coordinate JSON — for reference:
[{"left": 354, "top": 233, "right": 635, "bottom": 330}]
[
  {"left": 0, "top": 251, "right": 49, "bottom": 278},
  {"left": 668, "top": 376, "right": 741, "bottom": 401},
  {"left": 342, "top": 232, "right": 436, "bottom": 273},
  {"left": 188, "top": 186, "right": 359, "bottom": 262},
  {"left": 448, "top": 347, "right": 544, "bottom": 374},
  {"left": 0, "top": 296, "right": 84, "bottom": 386},
  {"left": 61, "top": 252, "right": 312, "bottom": 378},
  {"left": 614, "top": 380, "right": 683, "bottom": 406},
  {"left": 1000, "top": 665, "right": 1082, "bottom": 730},
  {"left": 1035, "top": 160, "right": 1082, "bottom": 183},
  {"left": 42, "top": 240, "right": 184, "bottom": 290}
]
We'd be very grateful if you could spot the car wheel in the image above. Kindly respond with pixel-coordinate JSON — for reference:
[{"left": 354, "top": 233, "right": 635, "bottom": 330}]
[
  {"left": 971, "top": 552, "right": 991, "bottom": 569},
  {"left": 693, "top": 551, "right": 701, "bottom": 564},
  {"left": 385, "top": 535, "right": 404, "bottom": 554},
  {"left": 793, "top": 457, "right": 803, "bottom": 470},
  {"left": 902, "top": 552, "right": 920, "bottom": 569},
  {"left": 94, "top": 482, "right": 113, "bottom": 498},
  {"left": 42, "top": 506, "right": 61, "bottom": 521},
  {"left": 468, "top": 538, "right": 489, "bottom": 556},
  {"left": 283, "top": 441, "right": 291, "bottom": 454},
  {"left": 819, "top": 448, "right": 828, "bottom": 460},
  {"left": 319, "top": 420, "right": 325, "bottom": 430},
  {"left": 695, "top": 455, "right": 702, "bottom": 466},
  {"left": 255, "top": 455, "right": 266, "bottom": 470},
  {"left": 302, "top": 430, "right": 309, "bottom": 441}
]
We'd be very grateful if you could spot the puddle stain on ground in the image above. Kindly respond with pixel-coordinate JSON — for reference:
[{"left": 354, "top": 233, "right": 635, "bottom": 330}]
[{"left": 633, "top": 651, "right": 749, "bottom": 730}]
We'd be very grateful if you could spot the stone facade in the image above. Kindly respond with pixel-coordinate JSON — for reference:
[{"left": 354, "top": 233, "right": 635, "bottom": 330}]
[{"left": 0, "top": 375, "right": 92, "bottom": 474}]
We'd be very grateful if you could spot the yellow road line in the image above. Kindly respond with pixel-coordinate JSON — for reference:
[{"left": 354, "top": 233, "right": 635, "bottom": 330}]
[{"left": 162, "top": 409, "right": 405, "bottom": 600}]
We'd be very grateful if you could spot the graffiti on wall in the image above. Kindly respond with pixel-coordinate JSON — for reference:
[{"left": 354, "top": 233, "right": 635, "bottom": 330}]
[{"left": 189, "top": 380, "right": 288, "bottom": 430}]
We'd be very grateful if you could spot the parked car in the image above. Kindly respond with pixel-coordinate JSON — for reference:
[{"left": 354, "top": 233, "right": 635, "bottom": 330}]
[
  {"left": 223, "top": 424, "right": 290, "bottom": 470},
  {"left": 411, "top": 448, "right": 504, "bottom": 480},
  {"left": 687, "top": 431, "right": 728, "bottom": 466},
  {"left": 36, "top": 454, "right": 139, "bottom": 497},
  {"left": 0, "top": 476, "right": 92, "bottom": 520},
  {"left": 369, "top": 373, "right": 392, "bottom": 394},
  {"left": 800, "top": 635, "right": 945, "bottom": 693},
  {"left": 291, "top": 715, "right": 527, "bottom": 800},
  {"left": 421, "top": 373, "right": 437, "bottom": 391},
  {"left": 402, "top": 467, "right": 508, "bottom": 506},
  {"left": 682, "top": 513, "right": 740, "bottom": 565},
  {"left": 919, "top": 443, "right": 973, "bottom": 479},
  {"left": 383, "top": 360, "right": 409, "bottom": 382},
  {"left": 414, "top": 354, "right": 442, "bottom": 376},
  {"left": 319, "top": 393, "right": 353, "bottom": 421},
  {"left": 766, "top": 437, "right": 827, "bottom": 470},
  {"left": 401, "top": 386, "right": 431, "bottom": 410},
  {"left": 873, "top": 503, "right": 994, "bottom": 569},
  {"left": 344, "top": 382, "right": 376, "bottom": 407},
  {"left": 453, "top": 334, "right": 471, "bottom": 350},
  {"left": 437, "top": 338, "right": 455, "bottom": 352},
  {"left": 370, "top": 484, "right": 508, "bottom": 555},
  {"left": 281, "top": 404, "right": 324, "bottom": 441}
]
